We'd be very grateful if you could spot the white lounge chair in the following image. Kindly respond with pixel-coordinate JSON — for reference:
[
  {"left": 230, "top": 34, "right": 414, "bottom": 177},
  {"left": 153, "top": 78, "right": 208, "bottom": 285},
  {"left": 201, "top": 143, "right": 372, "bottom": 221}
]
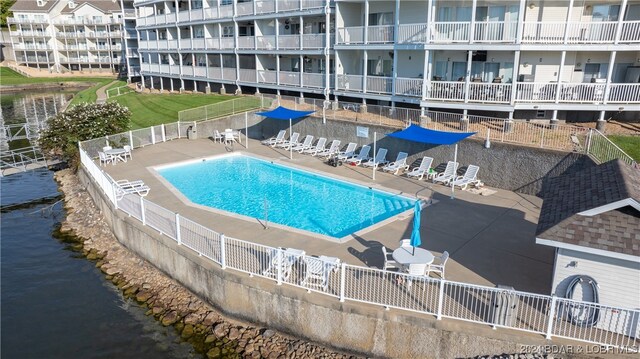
[
  {"left": 292, "top": 135, "right": 314, "bottom": 153},
  {"left": 317, "top": 140, "right": 341, "bottom": 157},
  {"left": 426, "top": 251, "right": 449, "bottom": 279},
  {"left": 336, "top": 142, "right": 357, "bottom": 161},
  {"left": 212, "top": 130, "right": 224, "bottom": 143},
  {"left": 277, "top": 132, "right": 300, "bottom": 149},
  {"left": 345, "top": 145, "right": 371, "bottom": 165},
  {"left": 406, "top": 156, "right": 434, "bottom": 180},
  {"left": 451, "top": 165, "right": 480, "bottom": 190},
  {"left": 433, "top": 161, "right": 459, "bottom": 185},
  {"left": 114, "top": 179, "right": 150, "bottom": 199},
  {"left": 300, "top": 255, "right": 340, "bottom": 291},
  {"left": 381, "top": 247, "right": 399, "bottom": 271},
  {"left": 362, "top": 148, "right": 388, "bottom": 169},
  {"left": 262, "top": 247, "right": 306, "bottom": 282},
  {"left": 262, "top": 130, "right": 287, "bottom": 146},
  {"left": 303, "top": 137, "right": 327, "bottom": 155},
  {"left": 382, "top": 152, "right": 409, "bottom": 175}
]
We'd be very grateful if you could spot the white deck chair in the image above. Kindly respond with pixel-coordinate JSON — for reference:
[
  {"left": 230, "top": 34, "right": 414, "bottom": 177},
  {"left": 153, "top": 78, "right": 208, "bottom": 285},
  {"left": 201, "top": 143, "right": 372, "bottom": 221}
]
[
  {"left": 300, "top": 255, "right": 340, "bottom": 291},
  {"left": 425, "top": 251, "right": 449, "bottom": 279},
  {"left": 451, "top": 165, "right": 480, "bottom": 190},
  {"left": 433, "top": 161, "right": 459, "bottom": 185},
  {"left": 345, "top": 145, "right": 371, "bottom": 165},
  {"left": 262, "top": 130, "right": 286, "bottom": 146},
  {"left": 381, "top": 247, "right": 399, "bottom": 271},
  {"left": 399, "top": 239, "right": 411, "bottom": 248},
  {"left": 262, "top": 247, "right": 306, "bottom": 282},
  {"left": 336, "top": 142, "right": 357, "bottom": 161},
  {"left": 382, "top": 152, "right": 409, "bottom": 174},
  {"left": 98, "top": 151, "right": 112, "bottom": 166},
  {"left": 362, "top": 148, "right": 388, "bottom": 169},
  {"left": 406, "top": 156, "right": 434, "bottom": 180},
  {"left": 223, "top": 131, "right": 236, "bottom": 145},
  {"left": 303, "top": 137, "right": 326, "bottom": 155},
  {"left": 292, "top": 135, "right": 314, "bottom": 153},
  {"left": 123, "top": 145, "right": 133, "bottom": 160},
  {"left": 317, "top": 140, "right": 341, "bottom": 157},
  {"left": 277, "top": 132, "right": 300, "bottom": 149},
  {"left": 212, "top": 130, "right": 224, "bottom": 143},
  {"left": 404, "top": 262, "right": 429, "bottom": 289},
  {"left": 114, "top": 179, "right": 150, "bottom": 199}
]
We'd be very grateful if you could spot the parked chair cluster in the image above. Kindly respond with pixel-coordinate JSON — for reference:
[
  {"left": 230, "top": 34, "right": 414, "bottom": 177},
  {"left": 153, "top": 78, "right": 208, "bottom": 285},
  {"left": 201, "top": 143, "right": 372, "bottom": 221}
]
[
  {"left": 98, "top": 145, "right": 132, "bottom": 166},
  {"left": 262, "top": 247, "right": 340, "bottom": 292},
  {"left": 381, "top": 244, "right": 449, "bottom": 280},
  {"left": 261, "top": 131, "right": 345, "bottom": 158},
  {"left": 213, "top": 129, "right": 240, "bottom": 145}
]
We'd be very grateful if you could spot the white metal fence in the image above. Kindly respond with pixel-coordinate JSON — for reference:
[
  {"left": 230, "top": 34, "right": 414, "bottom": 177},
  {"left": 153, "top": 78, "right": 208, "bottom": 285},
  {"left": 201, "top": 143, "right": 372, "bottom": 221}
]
[{"left": 78, "top": 126, "right": 639, "bottom": 350}]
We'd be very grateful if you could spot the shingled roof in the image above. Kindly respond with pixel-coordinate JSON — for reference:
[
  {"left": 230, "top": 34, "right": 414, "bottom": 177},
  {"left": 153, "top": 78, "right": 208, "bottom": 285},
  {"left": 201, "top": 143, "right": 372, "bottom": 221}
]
[
  {"left": 60, "top": 0, "right": 121, "bottom": 14},
  {"left": 10, "top": 0, "right": 60, "bottom": 12},
  {"left": 536, "top": 159, "right": 640, "bottom": 258}
]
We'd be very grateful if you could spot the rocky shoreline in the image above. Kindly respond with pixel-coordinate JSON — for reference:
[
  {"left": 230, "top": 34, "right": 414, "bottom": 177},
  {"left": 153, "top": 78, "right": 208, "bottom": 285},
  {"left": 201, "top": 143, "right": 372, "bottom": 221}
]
[{"left": 55, "top": 168, "right": 362, "bottom": 359}]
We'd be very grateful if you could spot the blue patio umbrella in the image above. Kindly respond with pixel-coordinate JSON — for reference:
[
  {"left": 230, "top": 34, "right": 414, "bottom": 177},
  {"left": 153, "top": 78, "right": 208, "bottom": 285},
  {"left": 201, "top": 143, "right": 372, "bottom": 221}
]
[
  {"left": 256, "top": 106, "right": 315, "bottom": 159},
  {"left": 410, "top": 200, "right": 422, "bottom": 255}
]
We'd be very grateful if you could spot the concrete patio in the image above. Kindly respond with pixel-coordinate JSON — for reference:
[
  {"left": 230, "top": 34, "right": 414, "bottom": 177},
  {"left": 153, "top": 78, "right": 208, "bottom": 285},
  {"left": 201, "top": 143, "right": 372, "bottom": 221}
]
[{"left": 101, "top": 137, "right": 555, "bottom": 295}]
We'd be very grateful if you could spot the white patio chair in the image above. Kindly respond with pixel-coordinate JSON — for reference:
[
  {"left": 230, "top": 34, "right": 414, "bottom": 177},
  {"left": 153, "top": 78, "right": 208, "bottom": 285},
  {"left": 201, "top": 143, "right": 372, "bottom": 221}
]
[
  {"left": 262, "top": 130, "right": 286, "bottom": 146},
  {"left": 433, "top": 161, "right": 459, "bottom": 185},
  {"left": 223, "top": 131, "right": 236, "bottom": 145},
  {"left": 303, "top": 137, "right": 326, "bottom": 155},
  {"left": 292, "top": 135, "right": 314, "bottom": 153},
  {"left": 123, "top": 145, "right": 132, "bottom": 160},
  {"left": 362, "top": 148, "right": 388, "bottom": 169},
  {"left": 317, "top": 140, "right": 341, "bottom": 157},
  {"left": 262, "top": 247, "right": 305, "bottom": 282},
  {"left": 102, "top": 145, "right": 112, "bottom": 152},
  {"left": 382, "top": 152, "right": 409, "bottom": 175},
  {"left": 277, "top": 132, "right": 300, "bottom": 149},
  {"left": 212, "top": 130, "right": 224, "bottom": 143},
  {"left": 399, "top": 239, "right": 411, "bottom": 248},
  {"left": 345, "top": 145, "right": 371, "bottom": 166},
  {"left": 451, "top": 165, "right": 480, "bottom": 190},
  {"left": 300, "top": 255, "right": 340, "bottom": 291},
  {"left": 406, "top": 157, "right": 434, "bottom": 180},
  {"left": 405, "top": 262, "right": 429, "bottom": 290},
  {"left": 425, "top": 251, "right": 449, "bottom": 279},
  {"left": 381, "top": 247, "right": 399, "bottom": 271},
  {"left": 98, "top": 151, "right": 112, "bottom": 166},
  {"left": 336, "top": 142, "right": 357, "bottom": 161}
]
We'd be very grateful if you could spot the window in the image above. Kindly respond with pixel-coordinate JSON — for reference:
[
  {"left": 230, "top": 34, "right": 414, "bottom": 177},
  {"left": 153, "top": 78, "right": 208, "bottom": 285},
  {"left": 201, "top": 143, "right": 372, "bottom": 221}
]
[
  {"left": 452, "top": 62, "right": 467, "bottom": 81},
  {"left": 434, "top": 61, "right": 448, "bottom": 80},
  {"left": 368, "top": 12, "right": 393, "bottom": 26},
  {"left": 589, "top": 4, "right": 620, "bottom": 21},
  {"left": 612, "top": 63, "right": 632, "bottom": 83},
  {"left": 196, "top": 55, "right": 206, "bottom": 66},
  {"left": 536, "top": 110, "right": 546, "bottom": 118},
  {"left": 222, "top": 26, "right": 234, "bottom": 37},
  {"left": 194, "top": 27, "right": 204, "bottom": 38},
  {"left": 367, "top": 58, "right": 392, "bottom": 77}
]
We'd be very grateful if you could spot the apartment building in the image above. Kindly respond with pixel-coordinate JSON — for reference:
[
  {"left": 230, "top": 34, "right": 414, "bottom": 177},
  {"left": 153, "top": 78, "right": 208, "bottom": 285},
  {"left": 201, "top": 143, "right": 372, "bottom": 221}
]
[{"left": 8, "top": 0, "right": 140, "bottom": 80}]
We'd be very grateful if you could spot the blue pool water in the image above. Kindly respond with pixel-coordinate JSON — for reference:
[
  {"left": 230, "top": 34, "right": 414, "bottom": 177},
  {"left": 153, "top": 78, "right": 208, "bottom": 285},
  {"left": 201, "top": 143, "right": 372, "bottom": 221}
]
[{"left": 158, "top": 154, "right": 414, "bottom": 238}]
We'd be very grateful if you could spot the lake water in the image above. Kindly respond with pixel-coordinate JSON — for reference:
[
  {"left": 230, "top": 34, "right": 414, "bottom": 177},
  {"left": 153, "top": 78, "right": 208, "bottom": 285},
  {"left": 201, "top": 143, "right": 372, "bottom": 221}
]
[{"left": 1, "top": 92, "right": 200, "bottom": 358}]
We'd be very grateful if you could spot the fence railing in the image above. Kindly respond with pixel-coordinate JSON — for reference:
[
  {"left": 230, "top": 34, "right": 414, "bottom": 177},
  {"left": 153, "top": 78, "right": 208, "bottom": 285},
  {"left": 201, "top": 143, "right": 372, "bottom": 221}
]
[
  {"left": 106, "top": 85, "right": 136, "bottom": 99},
  {"left": 78, "top": 132, "right": 640, "bottom": 350},
  {"left": 177, "top": 96, "right": 267, "bottom": 122},
  {"left": 586, "top": 129, "right": 636, "bottom": 166}
]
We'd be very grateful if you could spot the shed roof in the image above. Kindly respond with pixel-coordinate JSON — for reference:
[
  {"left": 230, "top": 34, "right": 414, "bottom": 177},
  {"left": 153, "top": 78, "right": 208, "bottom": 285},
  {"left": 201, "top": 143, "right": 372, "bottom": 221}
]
[{"left": 536, "top": 159, "right": 640, "bottom": 258}]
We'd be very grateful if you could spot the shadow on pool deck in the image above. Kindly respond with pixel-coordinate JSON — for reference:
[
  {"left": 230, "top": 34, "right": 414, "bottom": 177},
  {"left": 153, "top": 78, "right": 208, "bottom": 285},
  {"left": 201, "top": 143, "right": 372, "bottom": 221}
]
[{"left": 100, "top": 138, "right": 555, "bottom": 295}]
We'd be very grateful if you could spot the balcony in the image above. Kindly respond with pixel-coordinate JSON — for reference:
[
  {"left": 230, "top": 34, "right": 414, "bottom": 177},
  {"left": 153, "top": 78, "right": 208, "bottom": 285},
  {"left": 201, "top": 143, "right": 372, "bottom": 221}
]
[
  {"left": 522, "top": 20, "right": 640, "bottom": 44},
  {"left": 10, "top": 30, "right": 50, "bottom": 37},
  {"left": 366, "top": 76, "right": 393, "bottom": 94},
  {"left": 222, "top": 68, "right": 236, "bottom": 81},
  {"left": 302, "top": 72, "right": 325, "bottom": 88},
  {"left": 258, "top": 70, "right": 277, "bottom": 84},
  {"left": 237, "top": 36, "right": 255, "bottom": 50},
  {"left": 14, "top": 44, "right": 52, "bottom": 51},
  {"left": 256, "top": 36, "right": 276, "bottom": 50},
  {"left": 239, "top": 68, "right": 257, "bottom": 82},
  {"left": 8, "top": 17, "right": 48, "bottom": 24},
  {"left": 278, "top": 35, "right": 300, "bottom": 49},
  {"left": 368, "top": 25, "right": 394, "bottom": 44},
  {"left": 53, "top": 18, "right": 122, "bottom": 25},
  {"left": 336, "top": 74, "right": 363, "bottom": 92},
  {"left": 430, "top": 22, "right": 470, "bottom": 43},
  {"left": 279, "top": 71, "right": 301, "bottom": 86},
  {"left": 395, "top": 78, "right": 422, "bottom": 97}
]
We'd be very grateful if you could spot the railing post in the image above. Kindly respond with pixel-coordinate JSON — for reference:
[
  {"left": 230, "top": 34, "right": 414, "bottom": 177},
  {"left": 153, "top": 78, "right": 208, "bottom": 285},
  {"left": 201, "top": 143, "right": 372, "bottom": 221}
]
[
  {"left": 112, "top": 183, "right": 118, "bottom": 209},
  {"left": 277, "top": 248, "right": 283, "bottom": 285},
  {"left": 220, "top": 234, "right": 226, "bottom": 269},
  {"left": 129, "top": 130, "right": 134, "bottom": 148},
  {"left": 175, "top": 213, "right": 181, "bottom": 244},
  {"left": 150, "top": 126, "right": 156, "bottom": 144},
  {"left": 586, "top": 129, "right": 592, "bottom": 154},
  {"left": 140, "top": 196, "right": 146, "bottom": 225},
  {"left": 177, "top": 120, "right": 181, "bottom": 138},
  {"left": 540, "top": 125, "right": 545, "bottom": 148},
  {"left": 437, "top": 279, "right": 446, "bottom": 320},
  {"left": 546, "top": 295, "right": 557, "bottom": 339},
  {"left": 161, "top": 124, "right": 166, "bottom": 142},
  {"left": 339, "top": 262, "right": 346, "bottom": 302}
]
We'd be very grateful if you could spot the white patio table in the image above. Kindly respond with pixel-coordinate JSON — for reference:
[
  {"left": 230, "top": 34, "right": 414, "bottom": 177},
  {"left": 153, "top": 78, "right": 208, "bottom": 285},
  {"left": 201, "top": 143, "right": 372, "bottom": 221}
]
[
  {"left": 104, "top": 148, "right": 127, "bottom": 164},
  {"left": 392, "top": 245, "right": 434, "bottom": 266}
]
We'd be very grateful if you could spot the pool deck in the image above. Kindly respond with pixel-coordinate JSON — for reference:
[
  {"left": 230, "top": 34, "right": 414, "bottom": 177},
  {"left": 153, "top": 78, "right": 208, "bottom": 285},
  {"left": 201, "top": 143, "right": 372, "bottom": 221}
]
[{"left": 100, "top": 138, "right": 555, "bottom": 295}]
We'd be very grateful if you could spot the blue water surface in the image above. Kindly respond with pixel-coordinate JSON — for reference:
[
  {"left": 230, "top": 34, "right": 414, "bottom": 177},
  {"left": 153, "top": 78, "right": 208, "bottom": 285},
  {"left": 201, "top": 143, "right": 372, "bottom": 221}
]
[{"left": 158, "top": 155, "right": 414, "bottom": 238}]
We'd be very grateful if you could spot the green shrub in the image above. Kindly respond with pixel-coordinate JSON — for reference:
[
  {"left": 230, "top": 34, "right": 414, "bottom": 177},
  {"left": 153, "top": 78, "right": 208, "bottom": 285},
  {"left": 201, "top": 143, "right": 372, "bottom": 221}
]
[{"left": 39, "top": 102, "right": 131, "bottom": 168}]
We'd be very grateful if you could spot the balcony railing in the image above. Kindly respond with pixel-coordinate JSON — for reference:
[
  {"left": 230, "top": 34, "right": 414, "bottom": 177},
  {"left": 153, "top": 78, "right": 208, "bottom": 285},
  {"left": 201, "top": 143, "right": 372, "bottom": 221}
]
[
  {"left": 395, "top": 78, "right": 422, "bottom": 97},
  {"left": 220, "top": 37, "right": 235, "bottom": 49},
  {"left": 337, "top": 27, "right": 364, "bottom": 44},
  {"left": 515, "top": 83, "right": 558, "bottom": 102},
  {"left": 279, "top": 71, "right": 301, "bottom": 86},
  {"left": 608, "top": 83, "right": 640, "bottom": 103},
  {"left": 474, "top": 21, "right": 517, "bottom": 42},
  {"left": 467, "top": 82, "right": 512, "bottom": 103},
  {"left": 366, "top": 76, "right": 393, "bottom": 94},
  {"left": 398, "top": 24, "right": 428, "bottom": 44},
  {"left": 222, "top": 68, "right": 236, "bottom": 80},
  {"left": 337, "top": 74, "right": 363, "bottom": 92},
  {"left": 14, "top": 44, "right": 52, "bottom": 50},
  {"left": 431, "top": 22, "right": 470, "bottom": 43},
  {"left": 620, "top": 21, "right": 640, "bottom": 42},
  {"left": 258, "top": 70, "right": 277, "bottom": 84},
  {"left": 8, "top": 17, "right": 48, "bottom": 24},
  {"left": 302, "top": 72, "right": 325, "bottom": 88},
  {"left": 237, "top": 36, "right": 255, "bottom": 49},
  {"left": 522, "top": 21, "right": 640, "bottom": 44},
  {"left": 256, "top": 35, "right": 276, "bottom": 50},
  {"left": 279, "top": 34, "right": 300, "bottom": 49},
  {"left": 11, "top": 30, "right": 50, "bottom": 37},
  {"left": 194, "top": 66, "right": 207, "bottom": 78},
  {"left": 239, "top": 68, "right": 257, "bottom": 82},
  {"left": 428, "top": 81, "right": 465, "bottom": 101},
  {"left": 368, "top": 25, "right": 394, "bottom": 44}
]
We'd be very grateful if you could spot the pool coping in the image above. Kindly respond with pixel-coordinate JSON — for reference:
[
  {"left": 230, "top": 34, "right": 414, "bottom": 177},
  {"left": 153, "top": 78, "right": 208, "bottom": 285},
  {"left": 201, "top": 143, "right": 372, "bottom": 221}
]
[{"left": 149, "top": 152, "right": 433, "bottom": 243}]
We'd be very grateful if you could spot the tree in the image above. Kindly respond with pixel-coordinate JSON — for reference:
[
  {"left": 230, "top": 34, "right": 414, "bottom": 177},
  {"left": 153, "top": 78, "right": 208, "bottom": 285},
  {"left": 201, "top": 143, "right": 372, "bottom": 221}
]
[
  {"left": 39, "top": 102, "right": 131, "bottom": 168},
  {"left": 0, "top": 0, "right": 16, "bottom": 28}
]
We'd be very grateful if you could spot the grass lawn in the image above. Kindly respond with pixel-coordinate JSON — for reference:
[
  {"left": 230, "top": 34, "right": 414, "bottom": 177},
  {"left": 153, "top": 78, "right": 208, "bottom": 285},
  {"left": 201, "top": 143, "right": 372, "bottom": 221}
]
[
  {"left": 0, "top": 67, "right": 113, "bottom": 86},
  {"left": 109, "top": 93, "right": 233, "bottom": 129},
  {"left": 608, "top": 135, "right": 640, "bottom": 162}
]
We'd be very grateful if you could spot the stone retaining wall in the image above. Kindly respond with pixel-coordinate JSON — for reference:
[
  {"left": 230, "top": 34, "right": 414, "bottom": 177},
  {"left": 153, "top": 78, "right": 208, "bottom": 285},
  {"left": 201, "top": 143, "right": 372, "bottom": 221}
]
[{"left": 78, "top": 167, "right": 573, "bottom": 359}]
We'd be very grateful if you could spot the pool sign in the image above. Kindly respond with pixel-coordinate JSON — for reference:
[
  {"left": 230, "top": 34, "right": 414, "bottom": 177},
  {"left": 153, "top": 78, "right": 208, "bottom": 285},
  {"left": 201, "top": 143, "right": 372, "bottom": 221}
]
[{"left": 356, "top": 126, "right": 369, "bottom": 138}]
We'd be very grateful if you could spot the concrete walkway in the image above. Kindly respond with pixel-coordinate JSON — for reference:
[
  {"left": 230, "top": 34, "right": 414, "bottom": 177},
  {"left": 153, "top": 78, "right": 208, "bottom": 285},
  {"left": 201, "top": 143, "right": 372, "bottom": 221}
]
[
  {"left": 95, "top": 80, "right": 118, "bottom": 104},
  {"left": 101, "top": 137, "right": 555, "bottom": 295}
]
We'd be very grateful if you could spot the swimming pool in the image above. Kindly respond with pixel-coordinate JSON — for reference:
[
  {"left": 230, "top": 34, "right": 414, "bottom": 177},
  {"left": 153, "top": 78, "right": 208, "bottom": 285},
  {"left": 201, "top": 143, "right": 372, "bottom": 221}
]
[{"left": 157, "top": 154, "right": 415, "bottom": 239}]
